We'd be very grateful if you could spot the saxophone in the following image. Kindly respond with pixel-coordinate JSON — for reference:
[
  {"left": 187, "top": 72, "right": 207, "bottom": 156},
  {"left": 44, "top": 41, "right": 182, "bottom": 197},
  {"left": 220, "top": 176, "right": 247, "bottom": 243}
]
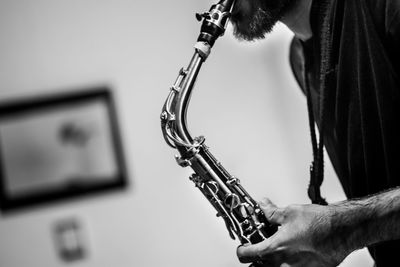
[{"left": 160, "top": 0, "right": 277, "bottom": 262}]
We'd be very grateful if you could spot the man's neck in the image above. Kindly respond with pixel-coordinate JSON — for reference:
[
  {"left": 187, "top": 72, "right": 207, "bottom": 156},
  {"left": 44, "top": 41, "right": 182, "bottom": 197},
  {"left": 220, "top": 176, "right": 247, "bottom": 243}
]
[{"left": 280, "top": 0, "right": 313, "bottom": 41}]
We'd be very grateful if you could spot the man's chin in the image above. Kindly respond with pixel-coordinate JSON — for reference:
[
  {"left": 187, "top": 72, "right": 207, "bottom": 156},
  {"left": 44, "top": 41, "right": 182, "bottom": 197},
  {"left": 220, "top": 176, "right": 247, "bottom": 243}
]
[
  {"left": 230, "top": 0, "right": 295, "bottom": 41},
  {"left": 231, "top": 14, "right": 278, "bottom": 41},
  {"left": 232, "top": 20, "right": 278, "bottom": 41}
]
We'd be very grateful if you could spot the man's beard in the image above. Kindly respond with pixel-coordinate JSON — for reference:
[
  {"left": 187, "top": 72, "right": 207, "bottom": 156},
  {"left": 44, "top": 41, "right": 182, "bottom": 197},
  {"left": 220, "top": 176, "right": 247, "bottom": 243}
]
[{"left": 230, "top": 0, "right": 296, "bottom": 41}]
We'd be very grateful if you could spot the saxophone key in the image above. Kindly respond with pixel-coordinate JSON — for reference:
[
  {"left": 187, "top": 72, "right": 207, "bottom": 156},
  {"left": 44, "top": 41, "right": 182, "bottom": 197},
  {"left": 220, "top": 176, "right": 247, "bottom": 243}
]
[
  {"left": 189, "top": 173, "right": 204, "bottom": 187},
  {"left": 241, "top": 219, "right": 253, "bottom": 233},
  {"left": 224, "top": 193, "right": 240, "bottom": 210},
  {"left": 227, "top": 176, "right": 240, "bottom": 186},
  {"left": 204, "top": 181, "right": 219, "bottom": 196},
  {"left": 175, "top": 155, "right": 191, "bottom": 167}
]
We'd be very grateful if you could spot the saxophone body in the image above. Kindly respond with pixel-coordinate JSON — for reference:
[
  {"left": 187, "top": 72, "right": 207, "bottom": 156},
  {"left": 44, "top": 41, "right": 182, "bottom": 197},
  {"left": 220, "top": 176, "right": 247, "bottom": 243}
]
[{"left": 161, "top": 0, "right": 277, "bottom": 249}]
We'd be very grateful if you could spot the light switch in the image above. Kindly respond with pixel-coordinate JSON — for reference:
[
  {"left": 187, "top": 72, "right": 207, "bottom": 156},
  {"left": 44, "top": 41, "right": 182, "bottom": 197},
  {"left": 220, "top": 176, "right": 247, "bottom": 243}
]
[{"left": 53, "top": 218, "right": 87, "bottom": 262}]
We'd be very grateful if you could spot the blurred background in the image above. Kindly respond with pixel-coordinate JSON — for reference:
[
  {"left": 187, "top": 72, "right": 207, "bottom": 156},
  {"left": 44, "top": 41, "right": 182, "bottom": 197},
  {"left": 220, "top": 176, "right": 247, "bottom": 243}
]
[{"left": 0, "top": 0, "right": 374, "bottom": 266}]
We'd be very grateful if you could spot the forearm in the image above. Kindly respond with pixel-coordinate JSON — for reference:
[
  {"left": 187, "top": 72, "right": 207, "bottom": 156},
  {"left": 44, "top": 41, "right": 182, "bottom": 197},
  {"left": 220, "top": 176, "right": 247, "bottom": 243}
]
[{"left": 329, "top": 187, "right": 400, "bottom": 253}]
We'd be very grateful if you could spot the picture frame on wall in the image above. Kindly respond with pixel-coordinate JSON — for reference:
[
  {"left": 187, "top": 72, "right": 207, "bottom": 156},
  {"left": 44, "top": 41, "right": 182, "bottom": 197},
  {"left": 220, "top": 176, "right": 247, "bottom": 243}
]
[{"left": 0, "top": 86, "right": 128, "bottom": 212}]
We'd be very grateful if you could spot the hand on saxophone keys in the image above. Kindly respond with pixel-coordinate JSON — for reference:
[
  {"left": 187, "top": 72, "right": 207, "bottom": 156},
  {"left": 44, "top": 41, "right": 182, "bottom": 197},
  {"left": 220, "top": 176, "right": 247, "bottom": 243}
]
[{"left": 237, "top": 198, "right": 352, "bottom": 267}]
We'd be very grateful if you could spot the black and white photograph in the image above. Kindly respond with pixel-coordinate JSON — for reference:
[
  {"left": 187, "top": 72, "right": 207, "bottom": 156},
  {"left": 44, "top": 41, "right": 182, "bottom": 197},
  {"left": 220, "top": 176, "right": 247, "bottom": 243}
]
[
  {"left": 0, "top": 0, "right": 398, "bottom": 267},
  {"left": 0, "top": 89, "right": 126, "bottom": 211}
]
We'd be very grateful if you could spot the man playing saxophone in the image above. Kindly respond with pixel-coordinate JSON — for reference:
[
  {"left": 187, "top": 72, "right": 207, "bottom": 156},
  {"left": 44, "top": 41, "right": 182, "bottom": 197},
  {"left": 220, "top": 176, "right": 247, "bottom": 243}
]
[{"left": 230, "top": 0, "right": 400, "bottom": 266}]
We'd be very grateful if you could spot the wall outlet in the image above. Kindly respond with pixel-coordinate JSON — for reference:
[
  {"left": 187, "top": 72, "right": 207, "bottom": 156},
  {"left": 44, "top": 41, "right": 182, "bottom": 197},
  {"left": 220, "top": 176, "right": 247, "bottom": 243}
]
[{"left": 53, "top": 217, "right": 87, "bottom": 262}]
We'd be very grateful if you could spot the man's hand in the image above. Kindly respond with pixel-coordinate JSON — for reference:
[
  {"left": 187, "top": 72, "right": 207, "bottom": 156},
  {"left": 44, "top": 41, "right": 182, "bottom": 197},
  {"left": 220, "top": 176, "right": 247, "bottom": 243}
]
[{"left": 237, "top": 198, "right": 352, "bottom": 267}]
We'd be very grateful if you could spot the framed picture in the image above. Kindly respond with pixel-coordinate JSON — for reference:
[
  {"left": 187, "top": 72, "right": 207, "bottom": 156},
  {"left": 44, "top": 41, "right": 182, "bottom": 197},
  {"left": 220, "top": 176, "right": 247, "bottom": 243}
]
[{"left": 0, "top": 87, "right": 128, "bottom": 212}]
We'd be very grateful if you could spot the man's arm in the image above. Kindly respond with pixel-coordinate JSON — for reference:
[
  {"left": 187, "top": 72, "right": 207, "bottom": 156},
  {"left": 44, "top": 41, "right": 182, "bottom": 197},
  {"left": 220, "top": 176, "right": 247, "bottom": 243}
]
[
  {"left": 237, "top": 188, "right": 400, "bottom": 266},
  {"left": 329, "top": 187, "right": 400, "bottom": 252}
]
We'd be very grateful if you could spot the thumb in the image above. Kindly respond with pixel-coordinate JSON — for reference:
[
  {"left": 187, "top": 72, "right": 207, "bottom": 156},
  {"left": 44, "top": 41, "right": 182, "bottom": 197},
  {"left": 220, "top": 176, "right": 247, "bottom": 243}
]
[
  {"left": 258, "top": 198, "right": 285, "bottom": 225},
  {"left": 237, "top": 239, "right": 273, "bottom": 263}
]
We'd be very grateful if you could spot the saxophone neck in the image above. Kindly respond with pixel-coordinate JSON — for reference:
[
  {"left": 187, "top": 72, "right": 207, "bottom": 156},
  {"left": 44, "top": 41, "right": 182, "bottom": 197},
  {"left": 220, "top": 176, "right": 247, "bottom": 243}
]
[
  {"left": 174, "top": 52, "right": 203, "bottom": 145},
  {"left": 173, "top": 0, "right": 236, "bottom": 142},
  {"left": 161, "top": 0, "right": 236, "bottom": 150},
  {"left": 161, "top": 51, "right": 204, "bottom": 149}
]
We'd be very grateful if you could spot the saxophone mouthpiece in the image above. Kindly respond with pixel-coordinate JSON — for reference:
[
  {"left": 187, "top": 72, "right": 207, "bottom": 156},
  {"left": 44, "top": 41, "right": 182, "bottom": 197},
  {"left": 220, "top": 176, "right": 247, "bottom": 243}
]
[{"left": 197, "top": 0, "right": 235, "bottom": 47}]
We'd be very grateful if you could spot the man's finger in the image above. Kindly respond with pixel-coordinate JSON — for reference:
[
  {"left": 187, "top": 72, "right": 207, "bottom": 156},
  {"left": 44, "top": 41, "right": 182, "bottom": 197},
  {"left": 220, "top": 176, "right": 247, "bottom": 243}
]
[
  {"left": 237, "top": 240, "right": 274, "bottom": 263},
  {"left": 259, "top": 198, "right": 285, "bottom": 225},
  {"left": 237, "top": 242, "right": 263, "bottom": 263}
]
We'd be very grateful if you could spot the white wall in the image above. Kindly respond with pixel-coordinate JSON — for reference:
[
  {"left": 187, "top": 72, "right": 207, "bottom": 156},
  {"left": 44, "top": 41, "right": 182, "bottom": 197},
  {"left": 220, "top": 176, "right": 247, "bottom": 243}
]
[{"left": 0, "top": 1, "right": 373, "bottom": 267}]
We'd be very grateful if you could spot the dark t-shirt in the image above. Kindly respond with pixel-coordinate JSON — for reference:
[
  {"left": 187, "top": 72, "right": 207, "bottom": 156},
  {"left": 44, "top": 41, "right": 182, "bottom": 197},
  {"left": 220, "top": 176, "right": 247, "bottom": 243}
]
[{"left": 289, "top": 0, "right": 400, "bottom": 265}]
